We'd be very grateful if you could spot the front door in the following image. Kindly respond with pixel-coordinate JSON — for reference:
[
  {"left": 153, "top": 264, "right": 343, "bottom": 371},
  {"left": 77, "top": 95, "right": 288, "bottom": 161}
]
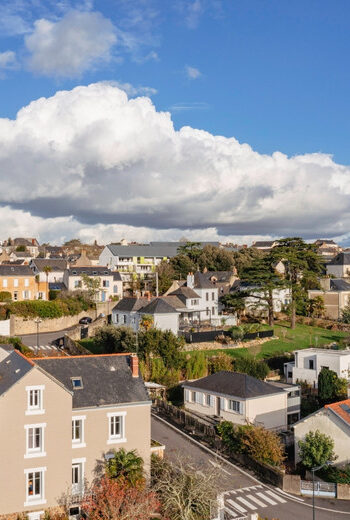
[
  {"left": 216, "top": 396, "right": 221, "bottom": 416},
  {"left": 72, "top": 463, "right": 82, "bottom": 495}
]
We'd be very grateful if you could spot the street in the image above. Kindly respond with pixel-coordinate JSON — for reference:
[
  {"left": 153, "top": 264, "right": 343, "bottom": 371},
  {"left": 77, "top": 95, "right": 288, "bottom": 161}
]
[{"left": 152, "top": 415, "right": 350, "bottom": 520}]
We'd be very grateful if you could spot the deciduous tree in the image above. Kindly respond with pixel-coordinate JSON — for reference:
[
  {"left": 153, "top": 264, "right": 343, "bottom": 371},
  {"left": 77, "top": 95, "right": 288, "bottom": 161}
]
[{"left": 298, "top": 430, "right": 337, "bottom": 469}]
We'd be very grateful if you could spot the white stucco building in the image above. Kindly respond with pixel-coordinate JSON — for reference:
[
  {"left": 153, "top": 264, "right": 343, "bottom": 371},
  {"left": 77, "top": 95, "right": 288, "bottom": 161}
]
[
  {"left": 284, "top": 348, "right": 350, "bottom": 388},
  {"left": 63, "top": 266, "right": 123, "bottom": 302}
]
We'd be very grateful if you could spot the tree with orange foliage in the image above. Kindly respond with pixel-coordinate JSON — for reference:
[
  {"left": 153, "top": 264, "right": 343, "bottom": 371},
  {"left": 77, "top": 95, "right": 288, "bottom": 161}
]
[{"left": 81, "top": 476, "right": 160, "bottom": 520}]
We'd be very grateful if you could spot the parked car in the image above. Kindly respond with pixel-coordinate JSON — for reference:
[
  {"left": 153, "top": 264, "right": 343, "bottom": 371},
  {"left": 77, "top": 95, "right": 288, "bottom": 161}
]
[{"left": 79, "top": 316, "right": 92, "bottom": 324}]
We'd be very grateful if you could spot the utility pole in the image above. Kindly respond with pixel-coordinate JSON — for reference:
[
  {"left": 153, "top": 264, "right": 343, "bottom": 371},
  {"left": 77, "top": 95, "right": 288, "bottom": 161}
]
[{"left": 155, "top": 271, "right": 159, "bottom": 297}]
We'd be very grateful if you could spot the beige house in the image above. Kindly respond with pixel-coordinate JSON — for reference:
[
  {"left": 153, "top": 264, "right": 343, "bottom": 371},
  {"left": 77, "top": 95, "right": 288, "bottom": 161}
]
[
  {"left": 183, "top": 371, "right": 300, "bottom": 430},
  {"left": 63, "top": 266, "right": 123, "bottom": 302},
  {"left": 0, "top": 346, "right": 151, "bottom": 520},
  {"left": 308, "top": 278, "right": 350, "bottom": 320},
  {"left": 294, "top": 399, "right": 350, "bottom": 467}
]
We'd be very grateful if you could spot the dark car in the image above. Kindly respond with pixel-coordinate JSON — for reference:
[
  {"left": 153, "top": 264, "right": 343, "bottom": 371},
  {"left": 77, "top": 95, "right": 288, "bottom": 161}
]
[{"left": 79, "top": 316, "right": 92, "bottom": 324}]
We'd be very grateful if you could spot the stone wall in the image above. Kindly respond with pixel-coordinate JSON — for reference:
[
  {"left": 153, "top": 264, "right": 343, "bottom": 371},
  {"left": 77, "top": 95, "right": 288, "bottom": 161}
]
[
  {"left": 338, "top": 484, "right": 350, "bottom": 500},
  {"left": 283, "top": 474, "right": 301, "bottom": 495},
  {"left": 10, "top": 302, "right": 110, "bottom": 335}
]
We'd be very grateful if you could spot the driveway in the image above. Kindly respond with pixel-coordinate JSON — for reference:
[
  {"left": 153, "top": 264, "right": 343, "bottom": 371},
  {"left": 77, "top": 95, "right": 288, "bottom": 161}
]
[{"left": 152, "top": 415, "right": 350, "bottom": 520}]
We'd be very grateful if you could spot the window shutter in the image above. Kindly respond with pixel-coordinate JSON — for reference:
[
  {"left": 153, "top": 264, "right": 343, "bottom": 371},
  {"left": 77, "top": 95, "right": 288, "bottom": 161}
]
[
  {"left": 220, "top": 397, "right": 225, "bottom": 411},
  {"left": 184, "top": 389, "right": 189, "bottom": 402},
  {"left": 210, "top": 395, "right": 215, "bottom": 407}
]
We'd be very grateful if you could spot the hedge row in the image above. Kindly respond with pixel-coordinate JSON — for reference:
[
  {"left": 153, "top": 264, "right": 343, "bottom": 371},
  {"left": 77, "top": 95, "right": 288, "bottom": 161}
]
[{"left": 5, "top": 296, "right": 93, "bottom": 319}]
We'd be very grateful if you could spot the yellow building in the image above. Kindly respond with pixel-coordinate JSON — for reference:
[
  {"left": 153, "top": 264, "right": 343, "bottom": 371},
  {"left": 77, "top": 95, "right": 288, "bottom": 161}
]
[{"left": 0, "top": 265, "right": 48, "bottom": 301}]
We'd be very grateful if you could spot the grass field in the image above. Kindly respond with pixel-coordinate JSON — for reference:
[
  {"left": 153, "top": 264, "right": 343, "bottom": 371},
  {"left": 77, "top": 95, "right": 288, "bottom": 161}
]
[{"left": 187, "top": 322, "right": 348, "bottom": 360}]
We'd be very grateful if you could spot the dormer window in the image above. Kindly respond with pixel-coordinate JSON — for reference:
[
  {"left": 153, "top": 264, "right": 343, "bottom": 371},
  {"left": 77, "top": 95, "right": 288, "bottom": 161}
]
[
  {"left": 71, "top": 377, "right": 83, "bottom": 389},
  {"left": 72, "top": 271, "right": 77, "bottom": 275}
]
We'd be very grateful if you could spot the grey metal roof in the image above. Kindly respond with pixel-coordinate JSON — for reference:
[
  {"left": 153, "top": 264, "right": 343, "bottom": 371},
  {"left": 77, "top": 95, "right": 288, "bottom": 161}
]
[
  {"left": 329, "top": 253, "right": 350, "bottom": 266},
  {"left": 184, "top": 371, "right": 286, "bottom": 399},
  {"left": 141, "top": 298, "right": 178, "bottom": 314},
  {"left": 35, "top": 354, "right": 150, "bottom": 408},
  {"left": 0, "top": 264, "right": 34, "bottom": 276},
  {"left": 0, "top": 350, "right": 33, "bottom": 396},
  {"left": 107, "top": 244, "right": 180, "bottom": 258}
]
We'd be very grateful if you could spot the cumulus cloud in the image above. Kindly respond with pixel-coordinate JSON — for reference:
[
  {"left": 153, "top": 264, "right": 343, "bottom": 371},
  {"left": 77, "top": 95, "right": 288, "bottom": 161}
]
[
  {"left": 0, "top": 51, "right": 18, "bottom": 71},
  {"left": 108, "top": 81, "right": 157, "bottom": 97},
  {"left": 25, "top": 10, "right": 117, "bottom": 78},
  {"left": 0, "top": 82, "right": 350, "bottom": 244},
  {"left": 185, "top": 65, "right": 201, "bottom": 79}
]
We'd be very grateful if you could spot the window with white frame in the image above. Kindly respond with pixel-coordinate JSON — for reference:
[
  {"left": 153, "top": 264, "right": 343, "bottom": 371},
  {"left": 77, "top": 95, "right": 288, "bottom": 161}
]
[
  {"left": 23, "top": 290, "right": 30, "bottom": 299},
  {"left": 2, "top": 279, "right": 7, "bottom": 288},
  {"left": 191, "top": 391, "right": 196, "bottom": 402},
  {"left": 206, "top": 394, "right": 211, "bottom": 406},
  {"left": 72, "top": 459, "right": 85, "bottom": 495},
  {"left": 107, "top": 412, "right": 126, "bottom": 444},
  {"left": 25, "top": 424, "right": 46, "bottom": 458},
  {"left": 228, "top": 399, "right": 241, "bottom": 413},
  {"left": 72, "top": 416, "right": 86, "bottom": 448},
  {"left": 26, "top": 386, "right": 45, "bottom": 415},
  {"left": 25, "top": 278, "right": 29, "bottom": 287},
  {"left": 103, "top": 280, "right": 109, "bottom": 287},
  {"left": 14, "top": 278, "right": 19, "bottom": 287},
  {"left": 25, "top": 467, "right": 46, "bottom": 506},
  {"left": 211, "top": 292, "right": 215, "bottom": 301},
  {"left": 195, "top": 392, "right": 202, "bottom": 404}
]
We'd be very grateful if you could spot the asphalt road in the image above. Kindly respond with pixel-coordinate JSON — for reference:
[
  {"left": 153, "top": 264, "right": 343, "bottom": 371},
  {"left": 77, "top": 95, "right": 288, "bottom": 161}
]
[
  {"left": 152, "top": 414, "right": 350, "bottom": 520},
  {"left": 19, "top": 328, "right": 72, "bottom": 347}
]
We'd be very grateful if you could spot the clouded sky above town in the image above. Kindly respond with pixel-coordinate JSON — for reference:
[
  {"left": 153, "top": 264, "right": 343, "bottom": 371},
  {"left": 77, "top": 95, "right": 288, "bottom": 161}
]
[{"left": 0, "top": 0, "right": 349, "bottom": 245}]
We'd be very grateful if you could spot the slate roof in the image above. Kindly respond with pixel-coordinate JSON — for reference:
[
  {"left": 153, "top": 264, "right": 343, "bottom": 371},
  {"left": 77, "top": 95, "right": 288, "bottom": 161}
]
[
  {"left": 329, "top": 253, "right": 350, "bottom": 266},
  {"left": 113, "top": 271, "right": 122, "bottom": 281},
  {"left": 184, "top": 371, "right": 286, "bottom": 399},
  {"left": 31, "top": 258, "right": 68, "bottom": 271},
  {"left": 193, "top": 271, "right": 215, "bottom": 289},
  {"left": 35, "top": 354, "right": 150, "bottom": 408},
  {"left": 113, "top": 297, "right": 150, "bottom": 312},
  {"left": 204, "top": 271, "right": 234, "bottom": 283},
  {"left": 330, "top": 279, "right": 350, "bottom": 291},
  {"left": 68, "top": 266, "right": 112, "bottom": 276},
  {"left": 253, "top": 241, "right": 276, "bottom": 248},
  {"left": 0, "top": 350, "right": 33, "bottom": 396},
  {"left": 162, "top": 295, "right": 186, "bottom": 309},
  {"left": 168, "top": 286, "right": 201, "bottom": 299},
  {"left": 0, "top": 264, "right": 34, "bottom": 276},
  {"left": 12, "top": 251, "right": 33, "bottom": 257},
  {"left": 141, "top": 297, "right": 179, "bottom": 314}
]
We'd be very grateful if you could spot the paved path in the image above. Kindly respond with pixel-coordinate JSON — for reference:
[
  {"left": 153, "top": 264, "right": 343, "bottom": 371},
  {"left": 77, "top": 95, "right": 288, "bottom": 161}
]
[{"left": 152, "top": 415, "right": 350, "bottom": 520}]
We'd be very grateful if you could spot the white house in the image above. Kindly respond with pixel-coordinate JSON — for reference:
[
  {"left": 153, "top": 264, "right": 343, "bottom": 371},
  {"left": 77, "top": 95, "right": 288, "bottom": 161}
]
[
  {"left": 63, "top": 266, "right": 123, "bottom": 302},
  {"left": 284, "top": 348, "right": 350, "bottom": 388},
  {"left": 238, "top": 282, "right": 291, "bottom": 314},
  {"left": 183, "top": 371, "right": 300, "bottom": 430},
  {"left": 30, "top": 258, "right": 68, "bottom": 283},
  {"left": 112, "top": 297, "right": 179, "bottom": 334},
  {"left": 293, "top": 399, "right": 350, "bottom": 466},
  {"left": 327, "top": 252, "right": 350, "bottom": 278}
]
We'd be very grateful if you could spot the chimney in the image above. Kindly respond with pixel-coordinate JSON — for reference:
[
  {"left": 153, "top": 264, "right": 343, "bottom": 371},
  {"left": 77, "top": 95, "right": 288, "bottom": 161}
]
[
  {"left": 32, "top": 239, "right": 35, "bottom": 245},
  {"left": 203, "top": 266, "right": 208, "bottom": 273},
  {"left": 319, "top": 278, "right": 331, "bottom": 291},
  {"left": 187, "top": 272, "right": 194, "bottom": 289},
  {"left": 130, "top": 354, "right": 139, "bottom": 378}
]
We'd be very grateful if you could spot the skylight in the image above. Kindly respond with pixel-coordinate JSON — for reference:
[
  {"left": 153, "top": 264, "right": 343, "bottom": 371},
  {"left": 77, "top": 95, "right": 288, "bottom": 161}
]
[{"left": 71, "top": 377, "right": 83, "bottom": 389}]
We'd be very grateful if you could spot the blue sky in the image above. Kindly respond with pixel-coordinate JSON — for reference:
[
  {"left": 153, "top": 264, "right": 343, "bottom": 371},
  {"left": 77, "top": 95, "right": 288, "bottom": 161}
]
[{"left": 0, "top": 0, "right": 350, "bottom": 244}]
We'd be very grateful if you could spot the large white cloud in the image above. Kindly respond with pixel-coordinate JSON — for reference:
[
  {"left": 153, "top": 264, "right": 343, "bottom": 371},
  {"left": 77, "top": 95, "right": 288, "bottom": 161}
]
[
  {"left": 0, "top": 82, "right": 349, "bottom": 244},
  {"left": 25, "top": 10, "right": 116, "bottom": 78}
]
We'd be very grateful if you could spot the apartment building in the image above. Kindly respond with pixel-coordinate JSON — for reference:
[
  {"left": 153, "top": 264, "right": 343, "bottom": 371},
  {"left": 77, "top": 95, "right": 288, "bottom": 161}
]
[
  {"left": 63, "top": 266, "right": 123, "bottom": 302},
  {"left": 0, "top": 346, "right": 151, "bottom": 519},
  {"left": 183, "top": 371, "right": 300, "bottom": 430},
  {"left": 284, "top": 348, "right": 350, "bottom": 388},
  {"left": 0, "top": 265, "right": 48, "bottom": 301}
]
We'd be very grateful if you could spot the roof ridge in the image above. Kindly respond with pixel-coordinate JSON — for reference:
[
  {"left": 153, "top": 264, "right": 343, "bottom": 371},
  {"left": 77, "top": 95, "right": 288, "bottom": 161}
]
[{"left": 325, "top": 398, "right": 350, "bottom": 409}]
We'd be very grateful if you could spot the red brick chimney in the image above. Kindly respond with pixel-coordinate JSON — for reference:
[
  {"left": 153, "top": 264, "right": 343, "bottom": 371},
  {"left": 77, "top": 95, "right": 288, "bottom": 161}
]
[{"left": 130, "top": 354, "right": 139, "bottom": 378}]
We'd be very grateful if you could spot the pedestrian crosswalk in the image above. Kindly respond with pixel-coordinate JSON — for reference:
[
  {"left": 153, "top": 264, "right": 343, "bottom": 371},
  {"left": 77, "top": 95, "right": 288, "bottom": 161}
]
[
  {"left": 28, "top": 344, "right": 61, "bottom": 352},
  {"left": 223, "top": 485, "right": 286, "bottom": 518}
]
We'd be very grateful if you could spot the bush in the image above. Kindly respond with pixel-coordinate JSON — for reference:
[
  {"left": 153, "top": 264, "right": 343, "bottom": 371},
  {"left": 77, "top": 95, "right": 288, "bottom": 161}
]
[
  {"left": 183, "top": 352, "right": 207, "bottom": 379},
  {"left": 298, "top": 430, "right": 337, "bottom": 469},
  {"left": 319, "top": 464, "right": 350, "bottom": 484},
  {"left": 207, "top": 353, "right": 233, "bottom": 374},
  {"left": 0, "top": 335, "right": 31, "bottom": 355},
  {"left": 0, "top": 291, "right": 11, "bottom": 302},
  {"left": 5, "top": 292, "right": 94, "bottom": 319},
  {"left": 94, "top": 325, "right": 136, "bottom": 354},
  {"left": 234, "top": 355, "right": 269, "bottom": 380}
]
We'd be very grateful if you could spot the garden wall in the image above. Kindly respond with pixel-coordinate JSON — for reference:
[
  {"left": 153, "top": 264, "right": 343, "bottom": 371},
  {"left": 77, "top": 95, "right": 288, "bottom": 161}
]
[
  {"left": 10, "top": 302, "right": 110, "bottom": 335},
  {"left": 0, "top": 319, "right": 10, "bottom": 336}
]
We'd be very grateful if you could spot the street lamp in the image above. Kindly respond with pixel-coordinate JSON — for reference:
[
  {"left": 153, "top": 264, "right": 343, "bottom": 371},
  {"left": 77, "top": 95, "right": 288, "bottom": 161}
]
[
  {"left": 311, "top": 461, "right": 332, "bottom": 520},
  {"left": 34, "top": 318, "right": 42, "bottom": 355}
]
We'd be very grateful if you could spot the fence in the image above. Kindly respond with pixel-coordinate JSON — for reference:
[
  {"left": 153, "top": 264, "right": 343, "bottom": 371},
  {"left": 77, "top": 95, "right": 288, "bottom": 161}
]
[
  {"left": 179, "top": 329, "right": 273, "bottom": 344},
  {"left": 154, "top": 400, "right": 284, "bottom": 487},
  {"left": 300, "top": 480, "right": 336, "bottom": 498}
]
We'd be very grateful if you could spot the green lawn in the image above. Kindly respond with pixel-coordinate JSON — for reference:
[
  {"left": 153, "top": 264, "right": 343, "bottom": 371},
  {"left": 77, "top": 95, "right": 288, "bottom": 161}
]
[
  {"left": 78, "top": 338, "right": 101, "bottom": 354},
  {"left": 187, "top": 322, "right": 348, "bottom": 360}
]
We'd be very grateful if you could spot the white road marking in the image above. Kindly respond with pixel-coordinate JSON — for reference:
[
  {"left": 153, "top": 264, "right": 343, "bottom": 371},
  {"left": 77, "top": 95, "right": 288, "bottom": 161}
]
[
  {"left": 236, "top": 496, "right": 257, "bottom": 510},
  {"left": 246, "top": 494, "right": 268, "bottom": 507},
  {"left": 277, "top": 488, "right": 304, "bottom": 502},
  {"left": 28, "top": 346, "right": 34, "bottom": 351},
  {"left": 227, "top": 499, "right": 247, "bottom": 514},
  {"left": 224, "top": 506, "right": 238, "bottom": 517},
  {"left": 266, "top": 490, "right": 287, "bottom": 503},
  {"left": 257, "top": 492, "right": 277, "bottom": 505}
]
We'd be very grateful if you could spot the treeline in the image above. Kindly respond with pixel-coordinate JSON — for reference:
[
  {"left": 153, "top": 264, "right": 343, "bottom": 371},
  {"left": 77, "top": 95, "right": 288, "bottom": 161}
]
[{"left": 92, "top": 325, "right": 270, "bottom": 385}]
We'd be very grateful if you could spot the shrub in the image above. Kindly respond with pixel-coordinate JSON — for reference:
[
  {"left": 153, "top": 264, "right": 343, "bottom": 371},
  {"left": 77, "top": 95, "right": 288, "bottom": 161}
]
[
  {"left": 5, "top": 293, "right": 94, "bottom": 319},
  {"left": 234, "top": 355, "right": 269, "bottom": 380},
  {"left": 0, "top": 291, "right": 11, "bottom": 302},
  {"left": 298, "top": 430, "right": 337, "bottom": 469},
  {"left": 184, "top": 352, "right": 207, "bottom": 379},
  {"left": 94, "top": 325, "right": 136, "bottom": 354},
  {"left": 207, "top": 353, "right": 233, "bottom": 374}
]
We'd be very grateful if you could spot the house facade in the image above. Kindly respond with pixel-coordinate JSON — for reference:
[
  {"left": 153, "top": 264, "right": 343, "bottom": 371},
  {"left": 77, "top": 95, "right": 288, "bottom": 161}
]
[
  {"left": 293, "top": 399, "right": 350, "bottom": 467},
  {"left": 63, "top": 267, "right": 122, "bottom": 302},
  {"left": 0, "top": 347, "right": 151, "bottom": 520},
  {"left": 308, "top": 278, "right": 350, "bottom": 320},
  {"left": 327, "top": 252, "right": 350, "bottom": 278},
  {"left": 183, "top": 371, "right": 300, "bottom": 430},
  {"left": 284, "top": 348, "right": 350, "bottom": 388},
  {"left": 30, "top": 259, "right": 68, "bottom": 284},
  {"left": 112, "top": 297, "right": 179, "bottom": 334},
  {"left": 0, "top": 265, "right": 48, "bottom": 301},
  {"left": 237, "top": 282, "right": 291, "bottom": 315}
]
